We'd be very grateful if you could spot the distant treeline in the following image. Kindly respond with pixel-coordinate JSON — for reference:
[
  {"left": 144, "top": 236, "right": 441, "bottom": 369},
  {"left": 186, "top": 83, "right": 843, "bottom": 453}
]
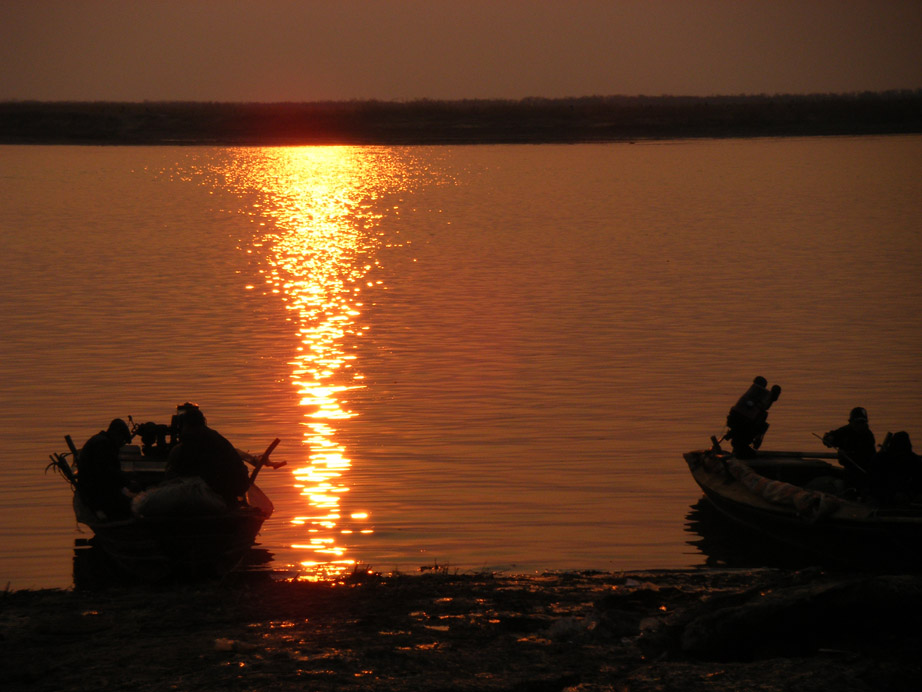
[{"left": 1, "top": 92, "right": 920, "bottom": 145}]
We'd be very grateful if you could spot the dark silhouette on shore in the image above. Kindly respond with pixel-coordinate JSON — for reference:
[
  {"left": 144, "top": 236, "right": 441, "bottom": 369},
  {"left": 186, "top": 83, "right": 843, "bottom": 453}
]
[{"left": 2, "top": 91, "right": 920, "bottom": 145}]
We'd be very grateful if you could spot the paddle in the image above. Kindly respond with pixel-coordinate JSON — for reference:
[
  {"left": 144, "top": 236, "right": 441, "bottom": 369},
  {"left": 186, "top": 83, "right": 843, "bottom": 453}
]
[
  {"left": 757, "top": 450, "right": 839, "bottom": 460},
  {"left": 812, "top": 433, "right": 869, "bottom": 478},
  {"left": 65, "top": 434, "right": 79, "bottom": 459},
  {"left": 247, "top": 438, "right": 283, "bottom": 487},
  {"left": 243, "top": 438, "right": 284, "bottom": 516},
  {"left": 246, "top": 482, "right": 274, "bottom": 517}
]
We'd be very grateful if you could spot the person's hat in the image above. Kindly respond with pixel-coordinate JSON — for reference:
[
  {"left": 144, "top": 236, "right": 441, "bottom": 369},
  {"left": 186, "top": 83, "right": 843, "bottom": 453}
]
[{"left": 849, "top": 407, "right": 868, "bottom": 423}]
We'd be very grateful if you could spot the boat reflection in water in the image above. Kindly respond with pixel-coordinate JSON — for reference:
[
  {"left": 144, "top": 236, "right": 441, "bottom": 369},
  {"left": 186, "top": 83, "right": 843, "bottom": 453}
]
[
  {"left": 71, "top": 538, "right": 274, "bottom": 590},
  {"left": 684, "top": 499, "right": 821, "bottom": 570},
  {"left": 217, "top": 147, "right": 417, "bottom": 580}
]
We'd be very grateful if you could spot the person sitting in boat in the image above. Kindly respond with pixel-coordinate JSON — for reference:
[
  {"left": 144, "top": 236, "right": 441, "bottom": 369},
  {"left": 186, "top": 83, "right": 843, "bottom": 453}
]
[
  {"left": 821, "top": 407, "right": 877, "bottom": 484},
  {"left": 870, "top": 431, "right": 922, "bottom": 505},
  {"left": 165, "top": 407, "right": 249, "bottom": 507},
  {"left": 76, "top": 418, "right": 134, "bottom": 520},
  {"left": 169, "top": 401, "right": 200, "bottom": 445},
  {"left": 725, "top": 376, "right": 781, "bottom": 458}
]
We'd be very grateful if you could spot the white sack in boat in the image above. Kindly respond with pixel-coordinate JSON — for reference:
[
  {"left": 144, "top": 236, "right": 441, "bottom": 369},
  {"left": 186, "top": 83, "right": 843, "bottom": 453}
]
[
  {"left": 723, "top": 456, "right": 841, "bottom": 521},
  {"left": 131, "top": 476, "right": 227, "bottom": 517}
]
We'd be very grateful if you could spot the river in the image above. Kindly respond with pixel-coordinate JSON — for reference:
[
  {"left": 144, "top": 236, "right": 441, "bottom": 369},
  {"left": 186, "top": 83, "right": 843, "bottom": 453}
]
[{"left": 1, "top": 136, "right": 920, "bottom": 589}]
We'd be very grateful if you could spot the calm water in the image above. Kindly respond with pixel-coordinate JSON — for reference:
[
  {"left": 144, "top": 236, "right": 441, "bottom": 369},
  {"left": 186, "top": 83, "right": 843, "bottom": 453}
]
[{"left": 1, "top": 137, "right": 921, "bottom": 589}]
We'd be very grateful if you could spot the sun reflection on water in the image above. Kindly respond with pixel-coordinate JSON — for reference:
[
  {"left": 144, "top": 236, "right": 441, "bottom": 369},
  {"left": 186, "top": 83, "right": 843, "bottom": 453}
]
[{"left": 217, "top": 147, "right": 415, "bottom": 580}]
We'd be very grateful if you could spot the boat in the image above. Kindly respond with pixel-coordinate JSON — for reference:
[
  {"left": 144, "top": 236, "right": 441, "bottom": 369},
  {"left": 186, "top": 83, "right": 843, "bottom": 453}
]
[
  {"left": 49, "top": 426, "right": 283, "bottom": 581},
  {"left": 684, "top": 441, "right": 922, "bottom": 568}
]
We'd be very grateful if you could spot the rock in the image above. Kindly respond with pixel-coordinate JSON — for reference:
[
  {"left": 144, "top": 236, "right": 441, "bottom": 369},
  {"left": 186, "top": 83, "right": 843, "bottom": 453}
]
[{"left": 679, "top": 574, "right": 922, "bottom": 661}]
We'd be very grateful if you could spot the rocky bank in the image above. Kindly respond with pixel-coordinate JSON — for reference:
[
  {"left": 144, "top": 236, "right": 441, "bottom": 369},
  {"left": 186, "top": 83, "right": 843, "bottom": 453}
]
[{"left": 2, "top": 568, "right": 921, "bottom": 692}]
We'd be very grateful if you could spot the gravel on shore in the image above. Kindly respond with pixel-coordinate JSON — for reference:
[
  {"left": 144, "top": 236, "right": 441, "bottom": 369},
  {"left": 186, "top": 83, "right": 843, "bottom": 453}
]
[{"left": 3, "top": 567, "right": 921, "bottom": 692}]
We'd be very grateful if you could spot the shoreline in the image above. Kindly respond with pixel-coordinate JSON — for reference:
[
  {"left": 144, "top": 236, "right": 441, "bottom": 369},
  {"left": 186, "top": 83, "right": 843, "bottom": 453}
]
[
  {"left": 4, "top": 566, "right": 921, "bottom": 691},
  {"left": 2, "top": 92, "right": 921, "bottom": 146}
]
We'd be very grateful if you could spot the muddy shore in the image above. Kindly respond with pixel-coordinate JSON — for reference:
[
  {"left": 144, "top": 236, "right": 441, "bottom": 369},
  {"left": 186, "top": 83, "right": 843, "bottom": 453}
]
[{"left": 3, "top": 567, "right": 921, "bottom": 692}]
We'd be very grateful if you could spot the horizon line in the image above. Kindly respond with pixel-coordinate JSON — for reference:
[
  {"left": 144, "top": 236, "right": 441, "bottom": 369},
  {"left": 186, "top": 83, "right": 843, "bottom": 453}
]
[{"left": 3, "top": 89, "right": 921, "bottom": 106}]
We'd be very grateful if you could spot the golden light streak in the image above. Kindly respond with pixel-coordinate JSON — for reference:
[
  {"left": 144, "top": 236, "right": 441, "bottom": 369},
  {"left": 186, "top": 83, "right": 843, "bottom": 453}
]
[{"left": 216, "top": 147, "right": 413, "bottom": 580}]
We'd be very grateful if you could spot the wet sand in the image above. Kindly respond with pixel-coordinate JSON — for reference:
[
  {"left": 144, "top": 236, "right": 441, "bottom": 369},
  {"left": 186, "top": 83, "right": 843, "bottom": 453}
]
[{"left": 3, "top": 567, "right": 921, "bottom": 691}]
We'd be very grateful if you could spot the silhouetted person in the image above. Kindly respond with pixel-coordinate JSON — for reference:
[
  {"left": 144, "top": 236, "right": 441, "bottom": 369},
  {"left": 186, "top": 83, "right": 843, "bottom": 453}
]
[
  {"left": 169, "top": 401, "right": 200, "bottom": 445},
  {"left": 822, "top": 407, "right": 877, "bottom": 486},
  {"left": 77, "top": 418, "right": 133, "bottom": 520},
  {"left": 726, "top": 376, "right": 781, "bottom": 458},
  {"left": 871, "top": 431, "right": 922, "bottom": 505},
  {"left": 166, "top": 407, "right": 249, "bottom": 506}
]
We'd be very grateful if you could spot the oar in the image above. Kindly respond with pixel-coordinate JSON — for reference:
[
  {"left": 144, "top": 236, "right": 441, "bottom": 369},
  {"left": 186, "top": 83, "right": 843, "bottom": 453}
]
[
  {"left": 813, "top": 433, "right": 869, "bottom": 477},
  {"left": 758, "top": 449, "right": 840, "bottom": 460},
  {"left": 245, "top": 438, "right": 283, "bottom": 517},
  {"left": 246, "top": 482, "right": 274, "bottom": 517},
  {"left": 65, "top": 435, "right": 79, "bottom": 459},
  {"left": 709, "top": 434, "right": 727, "bottom": 453},
  {"left": 837, "top": 449, "right": 869, "bottom": 480},
  {"left": 247, "top": 438, "right": 282, "bottom": 487}
]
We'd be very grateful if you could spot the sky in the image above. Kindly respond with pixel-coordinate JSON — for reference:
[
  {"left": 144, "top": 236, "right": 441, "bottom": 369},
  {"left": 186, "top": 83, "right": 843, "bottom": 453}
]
[{"left": 2, "top": 1, "right": 921, "bottom": 102}]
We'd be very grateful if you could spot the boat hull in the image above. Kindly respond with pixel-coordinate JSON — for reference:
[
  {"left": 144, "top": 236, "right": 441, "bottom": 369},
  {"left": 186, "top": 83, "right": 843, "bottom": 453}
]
[
  {"left": 75, "top": 494, "right": 267, "bottom": 580},
  {"left": 52, "top": 429, "right": 283, "bottom": 581},
  {"left": 685, "top": 449, "right": 922, "bottom": 568}
]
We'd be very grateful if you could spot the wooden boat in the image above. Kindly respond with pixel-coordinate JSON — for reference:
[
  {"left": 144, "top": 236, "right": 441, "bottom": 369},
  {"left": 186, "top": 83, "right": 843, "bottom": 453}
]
[
  {"left": 684, "top": 443, "right": 922, "bottom": 568},
  {"left": 49, "top": 434, "right": 282, "bottom": 581}
]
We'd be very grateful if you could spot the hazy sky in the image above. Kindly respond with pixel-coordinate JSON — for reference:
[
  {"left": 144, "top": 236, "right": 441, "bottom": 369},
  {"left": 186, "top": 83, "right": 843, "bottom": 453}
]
[{"left": 2, "top": 1, "right": 920, "bottom": 102}]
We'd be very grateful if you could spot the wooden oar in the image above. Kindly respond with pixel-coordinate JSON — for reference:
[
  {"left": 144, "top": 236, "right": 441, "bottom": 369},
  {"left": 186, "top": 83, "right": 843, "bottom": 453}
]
[
  {"left": 808, "top": 433, "right": 870, "bottom": 478},
  {"left": 758, "top": 450, "right": 840, "bottom": 460},
  {"left": 246, "top": 483, "right": 274, "bottom": 516},
  {"left": 836, "top": 449, "right": 869, "bottom": 480},
  {"left": 247, "top": 438, "right": 282, "bottom": 487},
  {"left": 245, "top": 438, "right": 283, "bottom": 517}
]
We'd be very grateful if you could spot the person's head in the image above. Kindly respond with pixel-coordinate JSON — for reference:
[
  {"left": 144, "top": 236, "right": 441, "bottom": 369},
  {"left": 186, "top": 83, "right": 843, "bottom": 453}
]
[
  {"left": 176, "top": 401, "right": 200, "bottom": 416},
  {"left": 891, "top": 431, "right": 912, "bottom": 454},
  {"left": 849, "top": 407, "right": 868, "bottom": 424},
  {"left": 106, "top": 418, "right": 132, "bottom": 445},
  {"left": 177, "top": 406, "right": 206, "bottom": 431}
]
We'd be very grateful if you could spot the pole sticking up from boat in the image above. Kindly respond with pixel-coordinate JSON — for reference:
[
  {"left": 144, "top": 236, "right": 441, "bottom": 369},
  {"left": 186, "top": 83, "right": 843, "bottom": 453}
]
[{"left": 813, "top": 432, "right": 869, "bottom": 478}]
